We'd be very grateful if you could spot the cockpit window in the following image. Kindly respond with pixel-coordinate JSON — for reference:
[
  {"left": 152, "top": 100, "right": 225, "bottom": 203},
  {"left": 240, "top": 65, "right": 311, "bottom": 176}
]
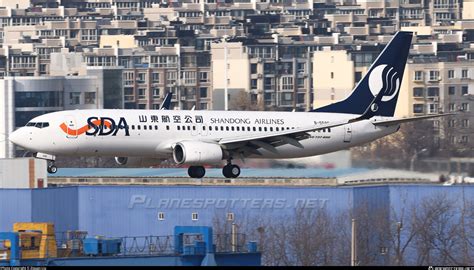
[{"left": 26, "top": 122, "right": 49, "bottom": 128}]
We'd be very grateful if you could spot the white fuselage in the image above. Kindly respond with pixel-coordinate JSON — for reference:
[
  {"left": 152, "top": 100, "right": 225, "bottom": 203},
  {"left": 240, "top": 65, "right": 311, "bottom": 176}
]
[{"left": 10, "top": 109, "right": 399, "bottom": 162}]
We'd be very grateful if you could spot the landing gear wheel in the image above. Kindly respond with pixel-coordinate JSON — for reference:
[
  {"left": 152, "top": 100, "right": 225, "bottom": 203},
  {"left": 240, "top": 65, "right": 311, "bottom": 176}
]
[
  {"left": 188, "top": 166, "right": 206, "bottom": 178},
  {"left": 47, "top": 165, "right": 58, "bottom": 174},
  {"left": 223, "top": 164, "right": 240, "bottom": 178}
]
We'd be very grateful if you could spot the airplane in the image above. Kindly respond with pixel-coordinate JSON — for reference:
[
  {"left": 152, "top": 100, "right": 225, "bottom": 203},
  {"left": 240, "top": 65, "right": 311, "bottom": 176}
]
[{"left": 9, "top": 31, "right": 451, "bottom": 178}]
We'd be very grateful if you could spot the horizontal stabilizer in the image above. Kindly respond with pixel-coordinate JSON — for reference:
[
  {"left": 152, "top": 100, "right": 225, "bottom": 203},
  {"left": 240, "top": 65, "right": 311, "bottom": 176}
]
[{"left": 372, "top": 113, "right": 455, "bottom": 126}]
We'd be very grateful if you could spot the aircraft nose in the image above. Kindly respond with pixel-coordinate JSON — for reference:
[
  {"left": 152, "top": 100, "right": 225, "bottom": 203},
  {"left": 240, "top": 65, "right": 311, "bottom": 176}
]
[{"left": 9, "top": 128, "right": 27, "bottom": 147}]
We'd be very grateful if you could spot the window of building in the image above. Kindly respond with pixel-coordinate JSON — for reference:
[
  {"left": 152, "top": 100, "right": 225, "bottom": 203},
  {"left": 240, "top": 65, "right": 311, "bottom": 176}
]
[
  {"left": 449, "top": 119, "right": 456, "bottom": 128},
  {"left": 448, "top": 70, "right": 454, "bottom": 79},
  {"left": 428, "top": 103, "right": 438, "bottom": 114},
  {"left": 448, "top": 86, "right": 456, "bottom": 95},
  {"left": 152, "top": 72, "right": 160, "bottom": 83},
  {"left": 251, "top": 79, "right": 258, "bottom": 89},
  {"left": 461, "top": 103, "right": 469, "bottom": 111},
  {"left": 461, "top": 136, "right": 469, "bottom": 143},
  {"left": 152, "top": 88, "right": 160, "bottom": 98},
  {"left": 199, "top": 72, "right": 209, "bottom": 82},
  {"left": 427, "top": 87, "right": 439, "bottom": 97},
  {"left": 227, "top": 213, "right": 234, "bottom": 221},
  {"left": 429, "top": 70, "right": 440, "bottom": 81},
  {"left": 200, "top": 87, "right": 208, "bottom": 98},
  {"left": 448, "top": 103, "right": 455, "bottom": 112},
  {"left": 413, "top": 87, "right": 424, "bottom": 97},
  {"left": 85, "top": 92, "right": 96, "bottom": 104},
  {"left": 69, "top": 92, "right": 81, "bottom": 105},
  {"left": 158, "top": 212, "right": 165, "bottom": 221},
  {"left": 414, "top": 71, "right": 423, "bottom": 81},
  {"left": 461, "top": 86, "right": 468, "bottom": 95},
  {"left": 462, "top": 69, "right": 468, "bottom": 78},
  {"left": 138, "top": 88, "right": 146, "bottom": 99},
  {"left": 462, "top": 119, "right": 469, "bottom": 128},
  {"left": 192, "top": 213, "right": 198, "bottom": 221},
  {"left": 251, "top": 63, "right": 257, "bottom": 74},
  {"left": 413, "top": 104, "right": 424, "bottom": 113},
  {"left": 137, "top": 73, "right": 146, "bottom": 83}
]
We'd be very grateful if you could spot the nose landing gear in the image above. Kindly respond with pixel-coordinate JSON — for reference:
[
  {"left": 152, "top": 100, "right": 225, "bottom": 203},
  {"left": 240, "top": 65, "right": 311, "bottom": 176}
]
[{"left": 47, "top": 161, "right": 58, "bottom": 174}]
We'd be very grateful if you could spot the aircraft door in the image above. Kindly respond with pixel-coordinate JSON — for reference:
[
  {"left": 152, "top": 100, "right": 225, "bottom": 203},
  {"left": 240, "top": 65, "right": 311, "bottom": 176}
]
[
  {"left": 343, "top": 124, "right": 352, "bottom": 143},
  {"left": 65, "top": 115, "right": 78, "bottom": 139}
]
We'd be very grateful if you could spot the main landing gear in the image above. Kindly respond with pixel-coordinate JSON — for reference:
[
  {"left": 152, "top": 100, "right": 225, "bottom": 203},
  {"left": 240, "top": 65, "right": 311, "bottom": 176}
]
[
  {"left": 222, "top": 162, "right": 240, "bottom": 178},
  {"left": 188, "top": 166, "right": 206, "bottom": 178},
  {"left": 186, "top": 162, "right": 241, "bottom": 179}
]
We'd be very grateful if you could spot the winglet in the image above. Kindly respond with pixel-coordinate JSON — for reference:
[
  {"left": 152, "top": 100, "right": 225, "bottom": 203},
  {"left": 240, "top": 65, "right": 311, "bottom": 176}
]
[
  {"left": 159, "top": 91, "right": 173, "bottom": 110},
  {"left": 349, "top": 83, "right": 386, "bottom": 123}
]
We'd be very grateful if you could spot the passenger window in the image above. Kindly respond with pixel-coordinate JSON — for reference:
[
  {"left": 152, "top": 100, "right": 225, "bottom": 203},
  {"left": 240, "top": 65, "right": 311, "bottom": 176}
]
[
  {"left": 236, "top": 127, "right": 240, "bottom": 131},
  {"left": 220, "top": 126, "right": 224, "bottom": 131},
  {"left": 138, "top": 125, "right": 141, "bottom": 130},
  {"left": 177, "top": 126, "right": 181, "bottom": 131},
  {"left": 144, "top": 125, "right": 147, "bottom": 130},
  {"left": 155, "top": 125, "right": 158, "bottom": 130},
  {"left": 132, "top": 125, "right": 135, "bottom": 130},
  {"left": 226, "top": 127, "right": 229, "bottom": 131},
  {"left": 192, "top": 126, "right": 196, "bottom": 131},
  {"left": 264, "top": 127, "right": 267, "bottom": 132},
  {"left": 187, "top": 126, "right": 191, "bottom": 131},
  {"left": 247, "top": 127, "right": 251, "bottom": 131},
  {"left": 259, "top": 127, "right": 262, "bottom": 132},
  {"left": 276, "top": 127, "right": 279, "bottom": 131},
  {"left": 166, "top": 125, "right": 170, "bottom": 130},
  {"left": 253, "top": 127, "right": 256, "bottom": 131},
  {"left": 182, "top": 126, "right": 186, "bottom": 130},
  {"left": 270, "top": 127, "right": 273, "bottom": 132},
  {"left": 231, "top": 126, "right": 235, "bottom": 131},
  {"left": 203, "top": 126, "right": 207, "bottom": 131},
  {"left": 149, "top": 125, "right": 152, "bottom": 130}
]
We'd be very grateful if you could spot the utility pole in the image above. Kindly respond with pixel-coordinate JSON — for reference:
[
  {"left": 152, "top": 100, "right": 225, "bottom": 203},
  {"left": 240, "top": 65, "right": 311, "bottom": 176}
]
[
  {"left": 223, "top": 35, "right": 229, "bottom": 111},
  {"left": 351, "top": 218, "right": 358, "bottom": 266}
]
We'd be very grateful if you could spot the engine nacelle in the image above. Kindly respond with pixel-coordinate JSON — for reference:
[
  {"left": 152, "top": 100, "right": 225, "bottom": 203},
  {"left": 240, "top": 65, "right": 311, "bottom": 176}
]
[
  {"left": 115, "top": 157, "right": 164, "bottom": 167},
  {"left": 115, "top": 156, "right": 128, "bottom": 165},
  {"left": 173, "top": 141, "right": 223, "bottom": 165}
]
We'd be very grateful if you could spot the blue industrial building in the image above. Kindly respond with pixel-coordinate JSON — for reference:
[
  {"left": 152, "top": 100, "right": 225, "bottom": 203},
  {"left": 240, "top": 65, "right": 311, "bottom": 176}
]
[
  {"left": 0, "top": 184, "right": 471, "bottom": 236},
  {"left": 1, "top": 184, "right": 473, "bottom": 265}
]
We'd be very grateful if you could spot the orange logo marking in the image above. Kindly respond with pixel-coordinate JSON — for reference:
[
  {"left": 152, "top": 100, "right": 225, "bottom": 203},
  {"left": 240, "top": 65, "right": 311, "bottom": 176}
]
[{"left": 59, "top": 119, "right": 112, "bottom": 136}]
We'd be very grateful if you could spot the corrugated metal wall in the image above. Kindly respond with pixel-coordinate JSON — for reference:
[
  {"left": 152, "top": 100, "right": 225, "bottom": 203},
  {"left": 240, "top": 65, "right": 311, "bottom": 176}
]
[
  {"left": 32, "top": 187, "right": 79, "bottom": 234},
  {"left": 77, "top": 186, "right": 353, "bottom": 237},
  {"left": 0, "top": 189, "right": 32, "bottom": 231},
  {"left": 1, "top": 184, "right": 474, "bottom": 240}
]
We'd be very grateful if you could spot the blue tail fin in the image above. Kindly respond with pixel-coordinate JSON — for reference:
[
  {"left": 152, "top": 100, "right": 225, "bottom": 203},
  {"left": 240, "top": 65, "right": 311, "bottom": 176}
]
[{"left": 312, "top": 31, "right": 413, "bottom": 117}]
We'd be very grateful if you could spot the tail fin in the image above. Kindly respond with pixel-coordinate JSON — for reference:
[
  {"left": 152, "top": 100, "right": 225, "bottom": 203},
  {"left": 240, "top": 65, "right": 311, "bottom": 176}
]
[{"left": 313, "top": 31, "right": 413, "bottom": 117}]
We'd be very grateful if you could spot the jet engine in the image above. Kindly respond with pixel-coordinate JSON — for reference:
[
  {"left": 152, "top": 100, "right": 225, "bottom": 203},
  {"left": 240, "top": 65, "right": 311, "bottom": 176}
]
[
  {"left": 114, "top": 157, "right": 164, "bottom": 167},
  {"left": 115, "top": 156, "right": 128, "bottom": 165},
  {"left": 173, "top": 141, "right": 223, "bottom": 165}
]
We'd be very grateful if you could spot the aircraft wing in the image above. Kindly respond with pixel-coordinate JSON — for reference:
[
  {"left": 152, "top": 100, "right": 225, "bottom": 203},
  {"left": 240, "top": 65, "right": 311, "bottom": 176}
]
[
  {"left": 217, "top": 119, "right": 354, "bottom": 157},
  {"left": 218, "top": 82, "right": 389, "bottom": 157},
  {"left": 372, "top": 113, "right": 455, "bottom": 127}
]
